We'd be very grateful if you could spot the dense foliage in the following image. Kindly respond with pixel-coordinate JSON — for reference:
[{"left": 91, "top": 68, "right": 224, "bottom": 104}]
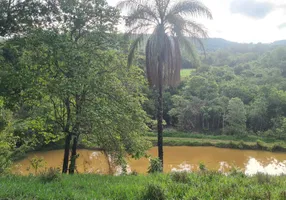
[
  {"left": 167, "top": 45, "right": 286, "bottom": 138},
  {"left": 0, "top": 0, "right": 151, "bottom": 174}
]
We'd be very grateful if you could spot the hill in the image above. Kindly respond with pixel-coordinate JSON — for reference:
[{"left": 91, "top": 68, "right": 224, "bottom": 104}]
[{"left": 200, "top": 38, "right": 286, "bottom": 52}]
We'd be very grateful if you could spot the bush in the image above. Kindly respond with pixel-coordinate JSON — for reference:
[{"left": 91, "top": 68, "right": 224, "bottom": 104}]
[
  {"left": 270, "top": 143, "right": 286, "bottom": 152},
  {"left": 39, "top": 167, "right": 62, "bottom": 183},
  {"left": 256, "top": 173, "right": 271, "bottom": 184},
  {"left": 199, "top": 162, "right": 207, "bottom": 171},
  {"left": 256, "top": 140, "right": 267, "bottom": 150},
  {"left": 229, "top": 166, "right": 245, "bottom": 177},
  {"left": 0, "top": 148, "right": 12, "bottom": 175},
  {"left": 143, "top": 183, "right": 166, "bottom": 200},
  {"left": 29, "top": 156, "right": 46, "bottom": 174},
  {"left": 148, "top": 157, "right": 162, "bottom": 174},
  {"left": 170, "top": 171, "right": 190, "bottom": 184}
]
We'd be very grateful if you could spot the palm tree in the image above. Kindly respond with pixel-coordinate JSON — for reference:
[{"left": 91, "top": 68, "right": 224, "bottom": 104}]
[{"left": 117, "top": 0, "right": 212, "bottom": 171}]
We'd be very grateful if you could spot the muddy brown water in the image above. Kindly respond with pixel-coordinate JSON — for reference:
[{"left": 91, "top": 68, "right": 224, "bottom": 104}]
[{"left": 13, "top": 146, "right": 286, "bottom": 176}]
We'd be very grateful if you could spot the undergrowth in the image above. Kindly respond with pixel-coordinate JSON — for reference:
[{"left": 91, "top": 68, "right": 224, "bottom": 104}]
[{"left": 1, "top": 172, "right": 286, "bottom": 199}]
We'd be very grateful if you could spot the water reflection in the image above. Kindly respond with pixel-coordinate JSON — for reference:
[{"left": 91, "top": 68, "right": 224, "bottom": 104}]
[
  {"left": 245, "top": 158, "right": 286, "bottom": 176},
  {"left": 168, "top": 158, "right": 286, "bottom": 176},
  {"left": 13, "top": 147, "right": 286, "bottom": 176}
]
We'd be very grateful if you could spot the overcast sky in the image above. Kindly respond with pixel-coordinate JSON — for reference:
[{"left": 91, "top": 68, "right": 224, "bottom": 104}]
[{"left": 106, "top": 0, "right": 286, "bottom": 43}]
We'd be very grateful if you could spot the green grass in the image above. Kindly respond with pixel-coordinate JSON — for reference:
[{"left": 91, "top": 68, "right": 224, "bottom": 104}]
[
  {"left": 146, "top": 129, "right": 284, "bottom": 143},
  {"left": 180, "top": 69, "right": 194, "bottom": 79},
  {"left": 146, "top": 130, "right": 286, "bottom": 152},
  {"left": 1, "top": 173, "right": 286, "bottom": 199}
]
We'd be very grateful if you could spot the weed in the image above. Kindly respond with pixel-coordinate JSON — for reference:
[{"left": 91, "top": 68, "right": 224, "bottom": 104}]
[
  {"left": 143, "top": 183, "right": 166, "bottom": 200},
  {"left": 28, "top": 156, "right": 46, "bottom": 174},
  {"left": 39, "top": 167, "right": 61, "bottom": 183},
  {"left": 170, "top": 171, "right": 190, "bottom": 184},
  {"left": 199, "top": 162, "right": 207, "bottom": 171},
  {"left": 256, "top": 173, "right": 271, "bottom": 184},
  {"left": 148, "top": 157, "right": 162, "bottom": 174}
]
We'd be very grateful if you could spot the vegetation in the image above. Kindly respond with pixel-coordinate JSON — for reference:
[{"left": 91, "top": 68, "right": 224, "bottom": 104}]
[
  {"left": 1, "top": 0, "right": 286, "bottom": 182},
  {"left": 147, "top": 137, "right": 286, "bottom": 152},
  {"left": 180, "top": 69, "right": 194, "bottom": 79},
  {"left": 1, "top": 173, "right": 286, "bottom": 199},
  {"left": 1, "top": 0, "right": 286, "bottom": 198},
  {"left": 162, "top": 45, "right": 286, "bottom": 140},
  {"left": 0, "top": 0, "right": 151, "bottom": 174},
  {"left": 118, "top": 0, "right": 212, "bottom": 169}
]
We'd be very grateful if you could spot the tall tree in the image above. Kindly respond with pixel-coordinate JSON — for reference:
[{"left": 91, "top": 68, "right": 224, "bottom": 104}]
[
  {"left": 0, "top": 0, "right": 59, "bottom": 37},
  {"left": 117, "top": 0, "right": 212, "bottom": 169},
  {"left": 225, "top": 97, "right": 246, "bottom": 135}
]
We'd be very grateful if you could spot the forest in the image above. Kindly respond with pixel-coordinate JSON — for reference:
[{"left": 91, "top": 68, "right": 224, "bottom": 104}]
[{"left": 163, "top": 43, "right": 286, "bottom": 138}]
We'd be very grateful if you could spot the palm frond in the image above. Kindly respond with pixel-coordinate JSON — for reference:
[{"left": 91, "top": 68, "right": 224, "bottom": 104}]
[
  {"left": 162, "top": 36, "right": 181, "bottom": 86},
  {"left": 125, "top": 6, "right": 159, "bottom": 26},
  {"left": 184, "top": 20, "right": 208, "bottom": 38},
  {"left": 146, "top": 31, "right": 181, "bottom": 87},
  {"left": 166, "top": 14, "right": 208, "bottom": 55},
  {"left": 118, "top": 0, "right": 212, "bottom": 88},
  {"left": 146, "top": 32, "right": 160, "bottom": 87},
  {"left": 166, "top": 0, "right": 213, "bottom": 19},
  {"left": 128, "top": 34, "right": 146, "bottom": 67},
  {"left": 126, "top": 22, "right": 153, "bottom": 35},
  {"left": 177, "top": 35, "right": 198, "bottom": 62},
  {"left": 117, "top": 0, "right": 147, "bottom": 11}
]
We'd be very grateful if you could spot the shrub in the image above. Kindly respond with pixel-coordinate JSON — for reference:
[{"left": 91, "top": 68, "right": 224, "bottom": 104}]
[
  {"left": 143, "top": 183, "right": 166, "bottom": 200},
  {"left": 148, "top": 157, "right": 162, "bottom": 174},
  {"left": 256, "top": 140, "right": 267, "bottom": 150},
  {"left": 238, "top": 140, "right": 244, "bottom": 149},
  {"left": 270, "top": 143, "right": 286, "bottom": 152},
  {"left": 229, "top": 166, "right": 245, "bottom": 177},
  {"left": 170, "top": 171, "right": 190, "bottom": 184},
  {"left": 39, "top": 167, "right": 61, "bottom": 183},
  {"left": 256, "top": 173, "right": 271, "bottom": 184},
  {"left": 0, "top": 148, "right": 12, "bottom": 175},
  {"left": 29, "top": 156, "right": 46, "bottom": 174},
  {"left": 199, "top": 162, "right": 207, "bottom": 171},
  {"left": 130, "top": 171, "right": 138, "bottom": 176},
  {"left": 280, "top": 191, "right": 286, "bottom": 199}
]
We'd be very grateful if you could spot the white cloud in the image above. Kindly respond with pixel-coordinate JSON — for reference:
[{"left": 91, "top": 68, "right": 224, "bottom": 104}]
[
  {"left": 230, "top": 0, "right": 274, "bottom": 19},
  {"left": 107, "top": 0, "right": 286, "bottom": 43}
]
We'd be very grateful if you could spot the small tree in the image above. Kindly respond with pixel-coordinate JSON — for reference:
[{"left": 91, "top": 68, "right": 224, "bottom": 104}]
[{"left": 225, "top": 97, "right": 246, "bottom": 135}]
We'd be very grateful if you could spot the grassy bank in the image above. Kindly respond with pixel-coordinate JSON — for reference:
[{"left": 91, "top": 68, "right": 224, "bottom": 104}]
[
  {"left": 1, "top": 172, "right": 286, "bottom": 199},
  {"left": 146, "top": 130, "right": 286, "bottom": 152}
]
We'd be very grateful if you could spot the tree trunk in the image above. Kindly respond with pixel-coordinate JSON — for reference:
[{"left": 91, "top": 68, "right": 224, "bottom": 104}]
[
  {"left": 157, "top": 55, "right": 164, "bottom": 171},
  {"left": 62, "top": 97, "right": 71, "bottom": 174},
  {"left": 69, "top": 136, "right": 78, "bottom": 174},
  {"left": 62, "top": 133, "right": 71, "bottom": 173},
  {"left": 222, "top": 113, "right": 225, "bottom": 133}
]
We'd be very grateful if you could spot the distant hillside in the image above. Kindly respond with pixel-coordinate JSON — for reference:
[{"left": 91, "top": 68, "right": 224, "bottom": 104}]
[
  {"left": 200, "top": 38, "right": 239, "bottom": 51},
  {"left": 198, "top": 38, "right": 286, "bottom": 53},
  {"left": 272, "top": 40, "right": 286, "bottom": 46}
]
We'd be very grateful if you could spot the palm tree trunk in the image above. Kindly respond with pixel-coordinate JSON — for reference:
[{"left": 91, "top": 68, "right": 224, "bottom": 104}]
[
  {"left": 157, "top": 55, "right": 163, "bottom": 171},
  {"left": 69, "top": 136, "right": 78, "bottom": 174}
]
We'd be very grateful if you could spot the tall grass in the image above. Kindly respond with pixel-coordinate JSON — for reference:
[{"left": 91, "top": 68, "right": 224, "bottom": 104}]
[
  {"left": 146, "top": 129, "right": 286, "bottom": 152},
  {"left": 1, "top": 173, "right": 286, "bottom": 199},
  {"left": 146, "top": 129, "right": 284, "bottom": 143}
]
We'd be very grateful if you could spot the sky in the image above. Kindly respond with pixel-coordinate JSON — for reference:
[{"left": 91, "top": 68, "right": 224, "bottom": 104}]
[{"left": 106, "top": 0, "right": 286, "bottom": 43}]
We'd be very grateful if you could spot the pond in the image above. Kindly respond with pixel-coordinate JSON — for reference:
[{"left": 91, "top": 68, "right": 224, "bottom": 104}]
[{"left": 13, "top": 146, "right": 286, "bottom": 176}]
